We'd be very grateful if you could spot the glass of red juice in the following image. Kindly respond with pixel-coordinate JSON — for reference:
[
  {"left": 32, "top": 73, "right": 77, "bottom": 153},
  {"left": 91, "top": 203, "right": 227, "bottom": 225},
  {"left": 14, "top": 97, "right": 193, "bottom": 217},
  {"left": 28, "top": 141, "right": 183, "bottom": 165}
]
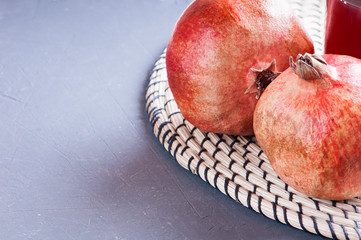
[{"left": 325, "top": 0, "right": 361, "bottom": 59}]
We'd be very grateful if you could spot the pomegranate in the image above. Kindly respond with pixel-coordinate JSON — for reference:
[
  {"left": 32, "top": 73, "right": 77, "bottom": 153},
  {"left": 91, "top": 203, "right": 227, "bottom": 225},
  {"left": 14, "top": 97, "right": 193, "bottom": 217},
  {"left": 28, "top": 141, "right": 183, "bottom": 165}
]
[
  {"left": 166, "top": 0, "right": 314, "bottom": 135},
  {"left": 254, "top": 53, "right": 361, "bottom": 200}
]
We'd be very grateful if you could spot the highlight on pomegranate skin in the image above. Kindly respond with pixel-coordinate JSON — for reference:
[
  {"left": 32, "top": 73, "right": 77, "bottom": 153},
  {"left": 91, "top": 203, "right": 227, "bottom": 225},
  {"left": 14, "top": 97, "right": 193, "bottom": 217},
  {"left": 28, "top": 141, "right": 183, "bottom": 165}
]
[
  {"left": 254, "top": 53, "right": 361, "bottom": 200},
  {"left": 166, "top": 0, "right": 314, "bottom": 136}
]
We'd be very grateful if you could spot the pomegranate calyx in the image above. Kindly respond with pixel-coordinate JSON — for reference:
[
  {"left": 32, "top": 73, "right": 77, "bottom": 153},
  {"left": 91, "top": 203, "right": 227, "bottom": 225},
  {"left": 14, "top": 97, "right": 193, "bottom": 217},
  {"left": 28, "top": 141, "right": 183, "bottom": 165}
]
[
  {"left": 245, "top": 59, "right": 281, "bottom": 99},
  {"left": 290, "top": 53, "right": 327, "bottom": 80}
]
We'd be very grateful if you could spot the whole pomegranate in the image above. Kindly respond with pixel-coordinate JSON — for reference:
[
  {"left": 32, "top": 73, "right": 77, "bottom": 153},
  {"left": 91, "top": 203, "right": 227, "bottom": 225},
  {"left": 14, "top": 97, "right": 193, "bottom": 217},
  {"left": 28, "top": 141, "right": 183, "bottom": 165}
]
[
  {"left": 254, "top": 53, "right": 361, "bottom": 200},
  {"left": 166, "top": 0, "right": 314, "bottom": 135}
]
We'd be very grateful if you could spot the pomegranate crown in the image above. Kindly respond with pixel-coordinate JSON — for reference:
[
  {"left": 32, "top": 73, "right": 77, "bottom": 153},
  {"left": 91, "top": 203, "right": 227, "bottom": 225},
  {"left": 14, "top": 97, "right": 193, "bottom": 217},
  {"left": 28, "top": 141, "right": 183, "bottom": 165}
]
[
  {"left": 290, "top": 53, "right": 327, "bottom": 80},
  {"left": 245, "top": 59, "right": 281, "bottom": 99}
]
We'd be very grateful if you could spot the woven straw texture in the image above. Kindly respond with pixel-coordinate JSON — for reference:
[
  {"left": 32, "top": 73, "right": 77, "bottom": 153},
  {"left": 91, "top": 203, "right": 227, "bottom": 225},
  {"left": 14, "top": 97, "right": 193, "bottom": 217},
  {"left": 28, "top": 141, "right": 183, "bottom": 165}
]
[{"left": 145, "top": 1, "right": 361, "bottom": 239}]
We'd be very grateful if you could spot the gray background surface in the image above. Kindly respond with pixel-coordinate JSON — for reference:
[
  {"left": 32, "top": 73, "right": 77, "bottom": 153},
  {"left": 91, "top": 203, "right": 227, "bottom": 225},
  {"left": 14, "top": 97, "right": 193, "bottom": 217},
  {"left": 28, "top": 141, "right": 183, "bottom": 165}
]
[{"left": 0, "top": 0, "right": 325, "bottom": 239}]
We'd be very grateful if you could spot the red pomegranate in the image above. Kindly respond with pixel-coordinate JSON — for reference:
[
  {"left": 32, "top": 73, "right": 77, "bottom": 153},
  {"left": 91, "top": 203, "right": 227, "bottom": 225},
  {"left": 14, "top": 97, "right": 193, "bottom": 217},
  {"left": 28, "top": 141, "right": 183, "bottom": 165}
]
[
  {"left": 166, "top": 0, "right": 314, "bottom": 135},
  {"left": 254, "top": 53, "right": 361, "bottom": 200}
]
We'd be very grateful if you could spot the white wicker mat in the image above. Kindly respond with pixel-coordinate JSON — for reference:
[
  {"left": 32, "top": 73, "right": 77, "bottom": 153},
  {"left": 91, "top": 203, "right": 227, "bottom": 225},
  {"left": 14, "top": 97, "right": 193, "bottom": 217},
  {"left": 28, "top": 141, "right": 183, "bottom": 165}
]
[{"left": 145, "top": 1, "right": 361, "bottom": 239}]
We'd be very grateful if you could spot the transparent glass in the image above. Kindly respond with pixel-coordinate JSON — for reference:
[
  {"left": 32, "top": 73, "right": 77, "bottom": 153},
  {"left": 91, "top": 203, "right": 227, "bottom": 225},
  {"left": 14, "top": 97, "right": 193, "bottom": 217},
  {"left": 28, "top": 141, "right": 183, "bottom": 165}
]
[{"left": 325, "top": 0, "right": 361, "bottom": 59}]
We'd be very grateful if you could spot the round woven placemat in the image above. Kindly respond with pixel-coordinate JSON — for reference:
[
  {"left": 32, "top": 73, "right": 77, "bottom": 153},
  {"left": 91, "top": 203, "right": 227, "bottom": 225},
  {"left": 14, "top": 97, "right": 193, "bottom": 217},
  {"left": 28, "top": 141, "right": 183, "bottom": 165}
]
[{"left": 145, "top": 1, "right": 361, "bottom": 239}]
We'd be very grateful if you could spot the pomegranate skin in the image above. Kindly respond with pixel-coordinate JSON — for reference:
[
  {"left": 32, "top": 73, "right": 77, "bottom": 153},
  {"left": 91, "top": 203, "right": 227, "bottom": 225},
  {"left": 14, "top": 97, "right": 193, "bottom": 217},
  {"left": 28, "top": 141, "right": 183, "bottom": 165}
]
[
  {"left": 254, "top": 54, "right": 361, "bottom": 200},
  {"left": 166, "top": 0, "right": 314, "bottom": 136}
]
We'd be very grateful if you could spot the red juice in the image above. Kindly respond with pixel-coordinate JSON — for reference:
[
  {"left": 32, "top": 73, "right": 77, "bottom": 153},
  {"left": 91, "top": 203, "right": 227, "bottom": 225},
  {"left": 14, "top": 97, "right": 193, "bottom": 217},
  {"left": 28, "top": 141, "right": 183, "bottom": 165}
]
[{"left": 325, "top": 0, "right": 361, "bottom": 59}]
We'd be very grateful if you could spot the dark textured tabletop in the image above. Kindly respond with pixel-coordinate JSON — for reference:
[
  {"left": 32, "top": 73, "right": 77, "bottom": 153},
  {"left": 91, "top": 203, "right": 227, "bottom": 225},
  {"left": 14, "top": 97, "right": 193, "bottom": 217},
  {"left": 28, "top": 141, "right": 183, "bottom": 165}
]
[{"left": 0, "top": 1, "right": 325, "bottom": 239}]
